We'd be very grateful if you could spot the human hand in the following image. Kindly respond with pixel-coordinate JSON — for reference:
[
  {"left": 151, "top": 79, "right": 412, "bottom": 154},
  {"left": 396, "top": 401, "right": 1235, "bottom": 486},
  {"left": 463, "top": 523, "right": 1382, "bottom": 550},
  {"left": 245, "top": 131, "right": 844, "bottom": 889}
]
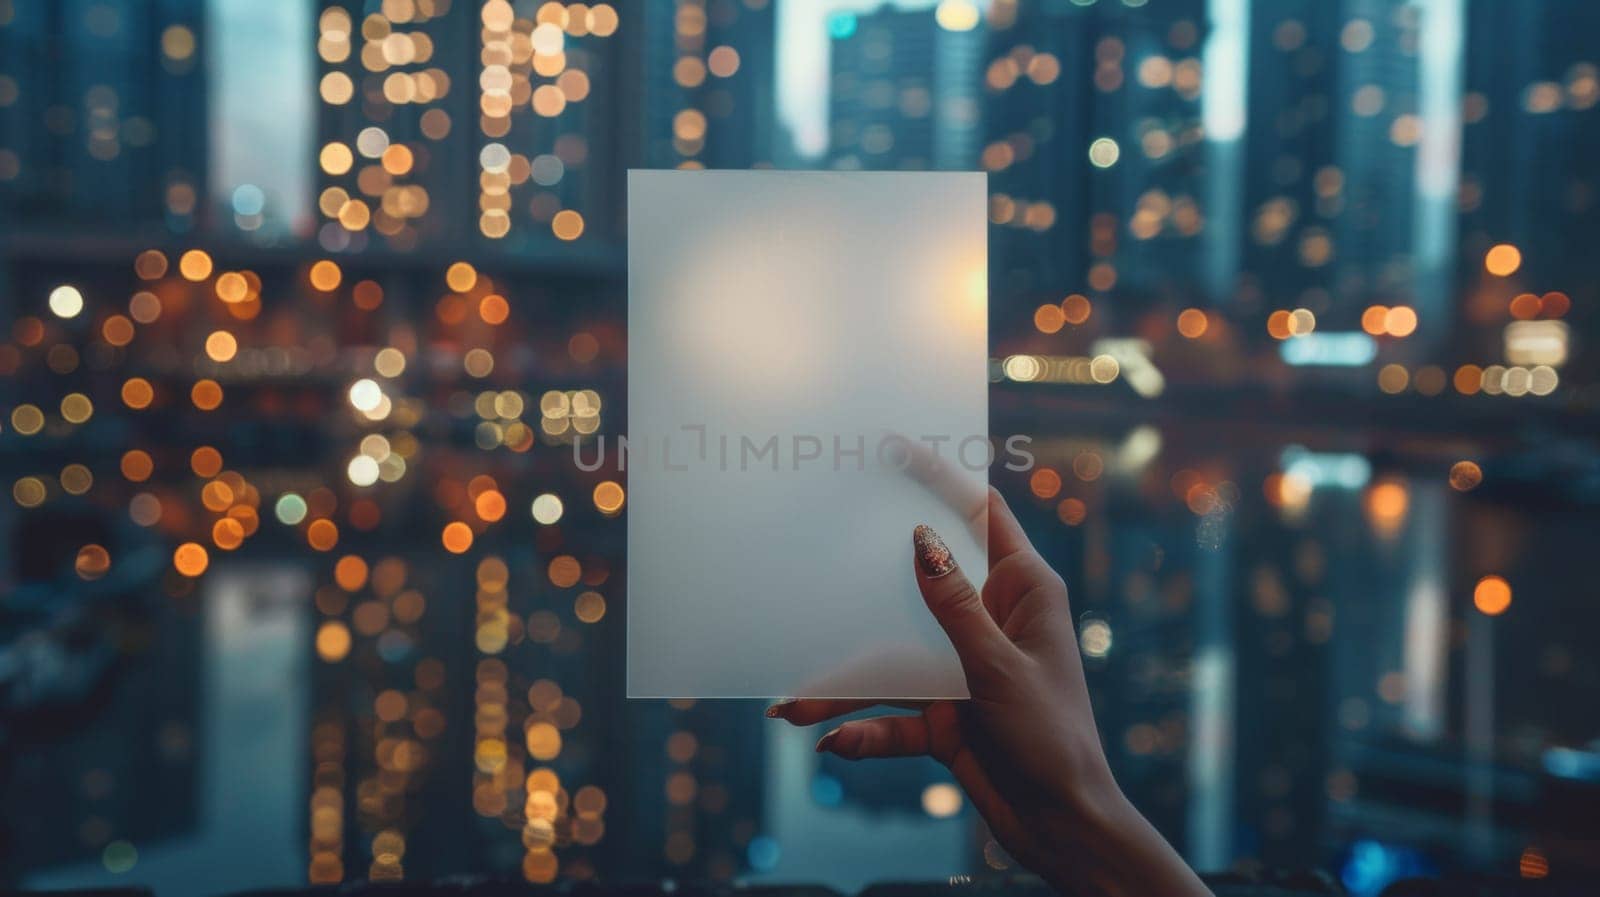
[{"left": 766, "top": 488, "right": 1210, "bottom": 897}]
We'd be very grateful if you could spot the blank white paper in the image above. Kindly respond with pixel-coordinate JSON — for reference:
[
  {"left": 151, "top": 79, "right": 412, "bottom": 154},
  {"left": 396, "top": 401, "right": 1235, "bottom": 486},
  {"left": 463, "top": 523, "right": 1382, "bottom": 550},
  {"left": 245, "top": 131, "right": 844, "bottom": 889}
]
[{"left": 627, "top": 170, "right": 988, "bottom": 699}]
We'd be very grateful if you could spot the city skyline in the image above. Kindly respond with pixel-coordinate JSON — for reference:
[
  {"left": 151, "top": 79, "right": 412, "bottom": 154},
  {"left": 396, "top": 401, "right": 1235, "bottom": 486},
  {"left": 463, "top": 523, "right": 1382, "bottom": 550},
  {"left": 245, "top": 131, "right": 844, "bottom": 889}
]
[{"left": 1, "top": 1, "right": 1597, "bottom": 894}]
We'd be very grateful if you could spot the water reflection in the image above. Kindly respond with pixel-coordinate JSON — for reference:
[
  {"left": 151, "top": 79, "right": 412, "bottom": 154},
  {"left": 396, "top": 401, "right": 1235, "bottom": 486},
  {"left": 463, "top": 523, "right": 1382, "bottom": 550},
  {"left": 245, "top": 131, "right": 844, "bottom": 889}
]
[
  {"left": 9, "top": 405, "right": 1596, "bottom": 892},
  {"left": 999, "top": 401, "right": 1600, "bottom": 888},
  {"left": 23, "top": 567, "right": 307, "bottom": 894}
]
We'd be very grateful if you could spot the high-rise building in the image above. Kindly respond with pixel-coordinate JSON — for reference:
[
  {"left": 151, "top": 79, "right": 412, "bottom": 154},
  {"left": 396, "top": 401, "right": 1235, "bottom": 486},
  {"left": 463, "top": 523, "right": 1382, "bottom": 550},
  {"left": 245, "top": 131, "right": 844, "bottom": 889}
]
[
  {"left": 825, "top": 5, "right": 984, "bottom": 171},
  {"left": 981, "top": 0, "right": 1208, "bottom": 341},
  {"left": 1457, "top": 0, "right": 1600, "bottom": 292},
  {"left": 1228, "top": 1, "right": 1430, "bottom": 334},
  {"left": 0, "top": 0, "right": 207, "bottom": 235},
  {"left": 632, "top": 0, "right": 778, "bottom": 170},
  {"left": 1454, "top": 0, "right": 1599, "bottom": 380},
  {"left": 1328, "top": 1, "right": 1422, "bottom": 308},
  {"left": 607, "top": 6, "right": 782, "bottom": 874},
  {"left": 312, "top": 1, "right": 629, "bottom": 254}
]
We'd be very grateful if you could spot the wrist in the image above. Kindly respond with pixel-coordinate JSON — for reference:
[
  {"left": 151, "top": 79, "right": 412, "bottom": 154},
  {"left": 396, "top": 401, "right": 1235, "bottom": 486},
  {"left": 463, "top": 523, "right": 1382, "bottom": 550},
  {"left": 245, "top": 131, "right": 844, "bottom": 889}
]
[
  {"left": 1032, "top": 783, "right": 1134, "bottom": 893},
  {"left": 1034, "top": 785, "right": 1209, "bottom": 897}
]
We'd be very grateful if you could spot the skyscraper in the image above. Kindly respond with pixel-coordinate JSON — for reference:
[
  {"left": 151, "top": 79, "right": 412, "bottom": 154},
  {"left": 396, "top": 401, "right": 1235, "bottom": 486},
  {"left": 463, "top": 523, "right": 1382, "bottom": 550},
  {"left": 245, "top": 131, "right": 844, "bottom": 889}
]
[
  {"left": 825, "top": 4, "right": 984, "bottom": 171},
  {"left": 0, "top": 0, "right": 207, "bottom": 234},
  {"left": 1454, "top": 0, "right": 1599, "bottom": 380},
  {"left": 633, "top": 0, "right": 777, "bottom": 170},
  {"left": 982, "top": 0, "right": 1207, "bottom": 338},
  {"left": 312, "top": 1, "right": 629, "bottom": 254},
  {"left": 1457, "top": 0, "right": 1600, "bottom": 291},
  {"left": 1228, "top": 1, "right": 1429, "bottom": 334}
]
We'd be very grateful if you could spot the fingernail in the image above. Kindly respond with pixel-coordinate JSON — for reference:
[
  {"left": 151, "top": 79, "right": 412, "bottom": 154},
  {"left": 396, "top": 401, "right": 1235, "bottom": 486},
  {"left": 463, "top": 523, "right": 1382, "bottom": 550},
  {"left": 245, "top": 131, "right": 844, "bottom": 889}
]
[
  {"left": 815, "top": 726, "right": 842, "bottom": 754},
  {"left": 913, "top": 524, "right": 956, "bottom": 578},
  {"left": 765, "top": 699, "right": 796, "bottom": 719}
]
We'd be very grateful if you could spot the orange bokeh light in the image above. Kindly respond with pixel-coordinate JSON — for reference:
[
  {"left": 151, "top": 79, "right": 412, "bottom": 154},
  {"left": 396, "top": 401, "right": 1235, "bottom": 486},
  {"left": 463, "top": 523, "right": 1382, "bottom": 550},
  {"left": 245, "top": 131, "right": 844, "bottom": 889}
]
[
  {"left": 309, "top": 260, "right": 342, "bottom": 291},
  {"left": 352, "top": 279, "right": 384, "bottom": 310},
  {"left": 1365, "top": 480, "right": 1409, "bottom": 532},
  {"left": 121, "top": 450, "right": 154, "bottom": 482},
  {"left": 1056, "top": 497, "right": 1087, "bottom": 525},
  {"left": 1473, "top": 575, "right": 1512, "bottom": 615},
  {"left": 1484, "top": 243, "right": 1521, "bottom": 276},
  {"left": 1384, "top": 306, "right": 1417, "bottom": 337},
  {"left": 548, "top": 555, "right": 582, "bottom": 588},
  {"left": 1029, "top": 468, "right": 1062, "bottom": 499},
  {"left": 1062, "top": 293, "right": 1092, "bottom": 325},
  {"left": 307, "top": 519, "right": 340, "bottom": 551},
  {"left": 215, "top": 271, "right": 249, "bottom": 303},
  {"left": 191, "top": 379, "right": 224, "bottom": 411},
  {"left": 1176, "top": 308, "right": 1208, "bottom": 338},
  {"left": 201, "top": 480, "right": 235, "bottom": 512},
  {"left": 593, "top": 481, "right": 625, "bottom": 514},
  {"left": 212, "top": 517, "right": 245, "bottom": 550},
  {"left": 102, "top": 314, "right": 136, "bottom": 346},
  {"left": 475, "top": 489, "right": 507, "bottom": 522},
  {"left": 479, "top": 294, "right": 510, "bottom": 325},
  {"left": 334, "top": 555, "right": 369, "bottom": 591},
  {"left": 178, "top": 249, "right": 213, "bottom": 281},
  {"left": 173, "top": 542, "right": 210, "bottom": 576},
  {"left": 1540, "top": 291, "right": 1570, "bottom": 318},
  {"left": 121, "top": 377, "right": 154, "bottom": 409},
  {"left": 1034, "top": 303, "right": 1065, "bottom": 334},
  {"left": 1361, "top": 305, "right": 1388, "bottom": 335},
  {"left": 1266, "top": 310, "right": 1292, "bottom": 339},
  {"left": 191, "top": 446, "right": 223, "bottom": 478},
  {"left": 1507, "top": 293, "right": 1540, "bottom": 320},
  {"left": 446, "top": 262, "right": 477, "bottom": 292},
  {"left": 134, "top": 249, "right": 168, "bottom": 279},
  {"left": 1449, "top": 460, "right": 1483, "bottom": 491},
  {"left": 441, "top": 521, "right": 474, "bottom": 553}
]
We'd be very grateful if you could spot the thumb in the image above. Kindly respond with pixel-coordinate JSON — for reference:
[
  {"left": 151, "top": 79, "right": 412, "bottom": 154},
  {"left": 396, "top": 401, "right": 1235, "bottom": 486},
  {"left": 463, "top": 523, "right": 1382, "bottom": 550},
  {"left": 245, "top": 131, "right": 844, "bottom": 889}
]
[{"left": 913, "top": 524, "right": 1016, "bottom": 680}]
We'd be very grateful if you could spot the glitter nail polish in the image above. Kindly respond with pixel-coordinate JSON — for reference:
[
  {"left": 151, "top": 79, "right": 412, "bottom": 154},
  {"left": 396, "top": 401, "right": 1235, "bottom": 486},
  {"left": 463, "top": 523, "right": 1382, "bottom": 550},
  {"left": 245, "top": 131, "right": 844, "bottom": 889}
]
[{"left": 913, "top": 524, "right": 956, "bottom": 578}]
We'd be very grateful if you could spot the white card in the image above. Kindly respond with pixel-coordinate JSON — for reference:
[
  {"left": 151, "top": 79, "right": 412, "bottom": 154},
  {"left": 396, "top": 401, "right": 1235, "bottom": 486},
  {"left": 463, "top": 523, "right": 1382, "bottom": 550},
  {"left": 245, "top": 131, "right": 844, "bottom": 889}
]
[{"left": 626, "top": 170, "right": 988, "bottom": 698}]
